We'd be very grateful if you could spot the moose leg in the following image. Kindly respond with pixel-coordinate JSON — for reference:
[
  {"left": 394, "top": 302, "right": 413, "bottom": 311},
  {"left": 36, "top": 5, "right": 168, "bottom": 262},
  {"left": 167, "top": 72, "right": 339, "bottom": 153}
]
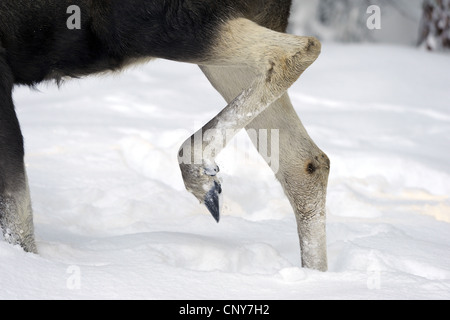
[
  {"left": 201, "top": 64, "right": 330, "bottom": 271},
  {"left": 0, "top": 56, "right": 37, "bottom": 253},
  {"left": 246, "top": 95, "right": 329, "bottom": 271},
  {"left": 179, "top": 18, "right": 321, "bottom": 222}
]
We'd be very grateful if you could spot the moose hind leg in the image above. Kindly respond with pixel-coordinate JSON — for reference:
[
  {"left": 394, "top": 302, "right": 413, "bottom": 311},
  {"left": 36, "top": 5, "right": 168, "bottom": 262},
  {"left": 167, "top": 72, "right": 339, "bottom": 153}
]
[
  {"left": 250, "top": 98, "right": 330, "bottom": 271},
  {"left": 178, "top": 18, "right": 321, "bottom": 221},
  {"left": 200, "top": 65, "right": 330, "bottom": 271},
  {"left": 0, "top": 57, "right": 37, "bottom": 253}
]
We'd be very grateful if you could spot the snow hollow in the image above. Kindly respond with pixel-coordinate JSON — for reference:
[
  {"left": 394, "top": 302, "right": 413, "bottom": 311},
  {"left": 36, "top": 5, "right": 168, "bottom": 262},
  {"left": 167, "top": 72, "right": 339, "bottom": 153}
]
[{"left": 2, "top": 43, "right": 450, "bottom": 300}]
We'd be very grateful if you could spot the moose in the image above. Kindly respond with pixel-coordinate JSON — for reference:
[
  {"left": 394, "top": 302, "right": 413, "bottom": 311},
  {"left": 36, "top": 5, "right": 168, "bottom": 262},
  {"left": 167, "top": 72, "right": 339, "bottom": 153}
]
[{"left": 0, "top": 0, "right": 330, "bottom": 271}]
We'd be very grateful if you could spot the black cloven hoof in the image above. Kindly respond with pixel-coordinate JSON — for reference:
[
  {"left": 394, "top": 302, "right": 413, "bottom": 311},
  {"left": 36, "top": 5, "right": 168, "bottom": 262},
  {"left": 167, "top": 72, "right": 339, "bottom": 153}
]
[{"left": 204, "top": 181, "right": 222, "bottom": 223}]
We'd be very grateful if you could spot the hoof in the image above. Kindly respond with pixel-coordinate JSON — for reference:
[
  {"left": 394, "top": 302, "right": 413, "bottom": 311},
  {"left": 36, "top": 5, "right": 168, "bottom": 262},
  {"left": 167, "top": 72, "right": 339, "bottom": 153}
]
[
  {"left": 204, "top": 180, "right": 222, "bottom": 223},
  {"left": 179, "top": 161, "right": 223, "bottom": 222}
]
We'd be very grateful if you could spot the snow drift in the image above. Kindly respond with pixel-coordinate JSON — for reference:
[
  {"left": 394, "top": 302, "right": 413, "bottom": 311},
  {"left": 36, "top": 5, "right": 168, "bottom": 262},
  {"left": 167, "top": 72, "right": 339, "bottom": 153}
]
[{"left": 1, "top": 43, "right": 449, "bottom": 300}]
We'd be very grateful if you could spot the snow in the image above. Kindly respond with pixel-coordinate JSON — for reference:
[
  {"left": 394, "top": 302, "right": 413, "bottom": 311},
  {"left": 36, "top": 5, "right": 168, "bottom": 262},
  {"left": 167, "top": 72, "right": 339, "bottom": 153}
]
[{"left": 2, "top": 43, "right": 450, "bottom": 300}]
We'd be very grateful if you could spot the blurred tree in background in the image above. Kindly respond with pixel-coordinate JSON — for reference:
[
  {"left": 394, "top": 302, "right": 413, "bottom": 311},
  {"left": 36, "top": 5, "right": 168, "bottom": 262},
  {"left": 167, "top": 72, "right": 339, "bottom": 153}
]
[
  {"left": 418, "top": 0, "right": 450, "bottom": 50},
  {"left": 289, "top": 0, "right": 450, "bottom": 51}
]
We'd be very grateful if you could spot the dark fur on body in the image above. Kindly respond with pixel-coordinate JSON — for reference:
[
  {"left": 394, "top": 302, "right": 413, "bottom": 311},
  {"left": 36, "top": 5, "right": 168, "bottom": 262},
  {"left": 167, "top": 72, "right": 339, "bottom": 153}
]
[
  {"left": 0, "top": 0, "right": 292, "bottom": 251},
  {"left": 0, "top": 0, "right": 292, "bottom": 86}
]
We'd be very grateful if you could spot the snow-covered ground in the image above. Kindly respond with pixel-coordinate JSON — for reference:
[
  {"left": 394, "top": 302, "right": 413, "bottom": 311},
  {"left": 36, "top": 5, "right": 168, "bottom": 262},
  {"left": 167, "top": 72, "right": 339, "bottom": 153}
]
[{"left": 2, "top": 43, "right": 449, "bottom": 300}]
